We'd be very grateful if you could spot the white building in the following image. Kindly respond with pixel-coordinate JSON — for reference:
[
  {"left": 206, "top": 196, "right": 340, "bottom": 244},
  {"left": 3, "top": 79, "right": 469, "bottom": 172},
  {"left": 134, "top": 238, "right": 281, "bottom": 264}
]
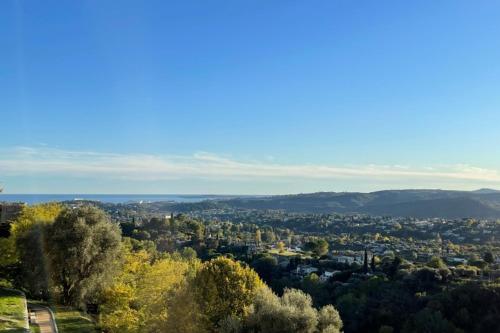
[{"left": 319, "top": 270, "right": 340, "bottom": 282}]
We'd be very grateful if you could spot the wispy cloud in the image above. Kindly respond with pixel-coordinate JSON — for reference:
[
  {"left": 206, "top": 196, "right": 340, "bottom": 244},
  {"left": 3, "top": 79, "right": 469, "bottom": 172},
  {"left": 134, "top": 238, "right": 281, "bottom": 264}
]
[{"left": 1, "top": 146, "right": 500, "bottom": 186}]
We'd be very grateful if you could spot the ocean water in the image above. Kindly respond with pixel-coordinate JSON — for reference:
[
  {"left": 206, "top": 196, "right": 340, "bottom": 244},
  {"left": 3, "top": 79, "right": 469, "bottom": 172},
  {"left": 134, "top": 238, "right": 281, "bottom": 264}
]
[{"left": 0, "top": 194, "right": 233, "bottom": 205}]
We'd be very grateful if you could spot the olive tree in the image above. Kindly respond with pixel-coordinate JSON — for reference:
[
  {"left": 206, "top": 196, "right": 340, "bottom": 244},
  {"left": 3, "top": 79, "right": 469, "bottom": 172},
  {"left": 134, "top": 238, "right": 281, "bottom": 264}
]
[
  {"left": 45, "top": 206, "right": 122, "bottom": 306},
  {"left": 222, "top": 287, "right": 343, "bottom": 333}
]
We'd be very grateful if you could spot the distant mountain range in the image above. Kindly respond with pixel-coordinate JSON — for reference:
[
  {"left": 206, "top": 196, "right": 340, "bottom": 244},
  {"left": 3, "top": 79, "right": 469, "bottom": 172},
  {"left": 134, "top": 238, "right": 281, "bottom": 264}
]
[{"left": 209, "top": 189, "right": 500, "bottom": 219}]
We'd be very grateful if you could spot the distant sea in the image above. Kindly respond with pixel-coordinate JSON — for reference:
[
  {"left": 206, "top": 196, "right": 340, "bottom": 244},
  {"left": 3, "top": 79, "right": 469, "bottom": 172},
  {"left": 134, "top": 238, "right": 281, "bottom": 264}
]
[{"left": 0, "top": 194, "right": 237, "bottom": 205}]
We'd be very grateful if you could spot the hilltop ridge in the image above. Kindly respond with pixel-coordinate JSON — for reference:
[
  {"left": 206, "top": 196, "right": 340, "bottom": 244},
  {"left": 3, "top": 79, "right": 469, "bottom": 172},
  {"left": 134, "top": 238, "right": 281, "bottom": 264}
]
[{"left": 162, "top": 189, "right": 500, "bottom": 219}]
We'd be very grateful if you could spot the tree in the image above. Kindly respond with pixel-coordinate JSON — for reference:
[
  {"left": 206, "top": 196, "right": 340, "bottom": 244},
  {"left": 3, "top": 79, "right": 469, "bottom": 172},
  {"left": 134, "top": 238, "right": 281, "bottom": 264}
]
[
  {"left": 15, "top": 225, "right": 50, "bottom": 298},
  {"left": 136, "top": 253, "right": 200, "bottom": 332},
  {"left": 181, "top": 247, "right": 198, "bottom": 260},
  {"left": 277, "top": 241, "right": 286, "bottom": 253},
  {"left": 410, "top": 267, "right": 442, "bottom": 291},
  {"left": 318, "top": 305, "right": 343, "bottom": 333},
  {"left": 262, "top": 230, "right": 276, "bottom": 243},
  {"left": 426, "top": 256, "right": 447, "bottom": 270},
  {"left": 304, "top": 239, "right": 329, "bottom": 257},
  {"left": 10, "top": 203, "right": 62, "bottom": 236},
  {"left": 45, "top": 206, "right": 122, "bottom": 306},
  {"left": 9, "top": 203, "right": 62, "bottom": 298},
  {"left": 483, "top": 251, "right": 494, "bottom": 264},
  {"left": 227, "top": 287, "right": 343, "bottom": 333},
  {"left": 404, "top": 308, "right": 458, "bottom": 333},
  {"left": 251, "top": 255, "right": 278, "bottom": 283},
  {"left": 192, "top": 256, "right": 263, "bottom": 330},
  {"left": 0, "top": 237, "right": 16, "bottom": 267},
  {"left": 255, "top": 229, "right": 262, "bottom": 245},
  {"left": 100, "top": 246, "right": 203, "bottom": 333},
  {"left": 363, "top": 249, "right": 369, "bottom": 274},
  {"left": 382, "top": 256, "right": 402, "bottom": 278},
  {"left": 370, "top": 255, "right": 376, "bottom": 271}
]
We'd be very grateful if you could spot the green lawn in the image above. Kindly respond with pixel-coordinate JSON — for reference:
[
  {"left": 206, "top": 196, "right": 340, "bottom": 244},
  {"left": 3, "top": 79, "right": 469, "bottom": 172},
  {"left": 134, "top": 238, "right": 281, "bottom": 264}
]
[
  {"left": 0, "top": 288, "right": 27, "bottom": 333},
  {"left": 52, "top": 305, "right": 97, "bottom": 333},
  {"left": 30, "top": 323, "right": 41, "bottom": 333}
]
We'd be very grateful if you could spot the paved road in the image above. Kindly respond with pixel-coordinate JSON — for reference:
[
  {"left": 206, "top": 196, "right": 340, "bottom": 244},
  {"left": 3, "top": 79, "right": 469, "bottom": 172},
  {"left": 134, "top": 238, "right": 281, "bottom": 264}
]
[{"left": 28, "top": 304, "right": 58, "bottom": 333}]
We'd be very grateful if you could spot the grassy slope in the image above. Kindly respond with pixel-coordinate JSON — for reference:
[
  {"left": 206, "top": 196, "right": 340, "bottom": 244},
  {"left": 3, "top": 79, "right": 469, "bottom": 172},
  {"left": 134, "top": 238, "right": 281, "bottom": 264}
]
[
  {"left": 53, "top": 305, "right": 96, "bottom": 333},
  {"left": 0, "top": 288, "right": 26, "bottom": 333}
]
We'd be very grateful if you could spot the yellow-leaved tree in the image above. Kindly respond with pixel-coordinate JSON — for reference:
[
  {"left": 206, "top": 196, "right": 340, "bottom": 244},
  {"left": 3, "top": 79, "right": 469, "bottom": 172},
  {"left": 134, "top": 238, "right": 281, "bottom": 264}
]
[
  {"left": 100, "top": 252, "right": 264, "bottom": 333},
  {"left": 191, "top": 256, "right": 264, "bottom": 331},
  {"left": 99, "top": 249, "right": 149, "bottom": 333},
  {"left": 99, "top": 247, "right": 201, "bottom": 333},
  {"left": 10, "top": 203, "right": 62, "bottom": 236},
  {"left": 9, "top": 203, "right": 62, "bottom": 297}
]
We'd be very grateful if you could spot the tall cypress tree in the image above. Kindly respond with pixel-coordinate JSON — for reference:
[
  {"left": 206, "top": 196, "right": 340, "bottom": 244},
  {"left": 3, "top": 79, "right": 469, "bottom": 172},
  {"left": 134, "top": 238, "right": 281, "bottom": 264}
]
[{"left": 363, "top": 248, "right": 369, "bottom": 274}]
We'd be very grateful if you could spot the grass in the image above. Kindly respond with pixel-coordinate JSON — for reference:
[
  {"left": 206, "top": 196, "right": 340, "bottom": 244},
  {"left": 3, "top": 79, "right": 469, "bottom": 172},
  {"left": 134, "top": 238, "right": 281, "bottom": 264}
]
[
  {"left": 30, "top": 323, "right": 41, "bottom": 333},
  {"left": 52, "top": 305, "right": 97, "bottom": 333},
  {"left": 0, "top": 288, "right": 27, "bottom": 333}
]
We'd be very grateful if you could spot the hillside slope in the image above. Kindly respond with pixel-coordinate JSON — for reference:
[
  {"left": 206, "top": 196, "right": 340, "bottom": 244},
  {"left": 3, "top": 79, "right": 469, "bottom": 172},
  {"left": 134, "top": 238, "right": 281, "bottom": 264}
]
[{"left": 214, "top": 189, "right": 500, "bottom": 218}]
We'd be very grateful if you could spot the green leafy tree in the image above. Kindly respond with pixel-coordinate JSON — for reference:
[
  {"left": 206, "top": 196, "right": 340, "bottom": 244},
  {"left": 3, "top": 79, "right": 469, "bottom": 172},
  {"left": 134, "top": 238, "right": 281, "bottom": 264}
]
[
  {"left": 426, "top": 256, "right": 447, "bottom": 270},
  {"left": 45, "top": 206, "right": 122, "bottom": 306},
  {"left": 404, "top": 308, "right": 459, "bottom": 333},
  {"left": 15, "top": 225, "right": 50, "bottom": 298},
  {"left": 251, "top": 255, "right": 278, "bottom": 283},
  {"left": 304, "top": 239, "right": 329, "bottom": 257}
]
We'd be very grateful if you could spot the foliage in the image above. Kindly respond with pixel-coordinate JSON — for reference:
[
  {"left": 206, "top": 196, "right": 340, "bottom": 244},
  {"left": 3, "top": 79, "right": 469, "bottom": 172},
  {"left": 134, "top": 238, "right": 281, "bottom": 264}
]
[
  {"left": 304, "top": 239, "right": 329, "bottom": 257},
  {"left": 251, "top": 254, "right": 279, "bottom": 284},
  {"left": 483, "top": 251, "right": 494, "bottom": 264},
  {"left": 10, "top": 203, "right": 62, "bottom": 236},
  {"left": 222, "top": 287, "right": 342, "bottom": 333},
  {"left": 426, "top": 256, "right": 447, "bottom": 270},
  {"left": 15, "top": 225, "right": 50, "bottom": 298},
  {"left": 0, "top": 237, "right": 17, "bottom": 267},
  {"left": 99, "top": 248, "right": 202, "bottom": 333},
  {"left": 403, "top": 308, "right": 460, "bottom": 333},
  {"left": 45, "top": 206, "right": 122, "bottom": 306},
  {"left": 7, "top": 203, "right": 62, "bottom": 298},
  {"left": 193, "top": 256, "right": 264, "bottom": 331}
]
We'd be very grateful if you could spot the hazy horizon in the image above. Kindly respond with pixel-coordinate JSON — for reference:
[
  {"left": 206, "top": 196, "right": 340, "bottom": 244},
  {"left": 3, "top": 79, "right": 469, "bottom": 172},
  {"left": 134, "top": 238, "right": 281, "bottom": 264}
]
[{"left": 1, "top": 188, "right": 498, "bottom": 196}]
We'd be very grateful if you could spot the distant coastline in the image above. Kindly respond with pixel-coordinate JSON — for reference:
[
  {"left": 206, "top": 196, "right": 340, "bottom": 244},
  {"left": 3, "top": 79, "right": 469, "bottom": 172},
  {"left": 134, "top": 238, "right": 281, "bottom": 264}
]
[{"left": 0, "top": 194, "right": 244, "bottom": 205}]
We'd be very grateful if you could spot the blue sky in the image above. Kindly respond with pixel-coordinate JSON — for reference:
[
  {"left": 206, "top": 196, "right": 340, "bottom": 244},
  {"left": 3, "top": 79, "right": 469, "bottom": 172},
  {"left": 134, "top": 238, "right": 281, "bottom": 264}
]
[{"left": 1, "top": 0, "right": 500, "bottom": 194}]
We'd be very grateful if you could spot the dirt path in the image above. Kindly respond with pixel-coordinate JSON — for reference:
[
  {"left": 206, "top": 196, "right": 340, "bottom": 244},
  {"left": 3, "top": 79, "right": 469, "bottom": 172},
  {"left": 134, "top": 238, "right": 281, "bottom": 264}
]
[{"left": 29, "top": 304, "right": 58, "bottom": 333}]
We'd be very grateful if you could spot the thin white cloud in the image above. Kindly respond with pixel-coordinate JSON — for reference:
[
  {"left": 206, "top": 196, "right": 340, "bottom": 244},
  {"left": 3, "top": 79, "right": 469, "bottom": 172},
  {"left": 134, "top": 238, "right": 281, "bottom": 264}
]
[{"left": 0, "top": 146, "right": 500, "bottom": 185}]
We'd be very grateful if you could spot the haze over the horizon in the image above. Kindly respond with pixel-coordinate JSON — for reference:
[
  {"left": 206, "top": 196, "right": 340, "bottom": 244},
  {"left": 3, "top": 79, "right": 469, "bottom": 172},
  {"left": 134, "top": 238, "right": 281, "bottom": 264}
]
[{"left": 2, "top": 1, "right": 500, "bottom": 194}]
